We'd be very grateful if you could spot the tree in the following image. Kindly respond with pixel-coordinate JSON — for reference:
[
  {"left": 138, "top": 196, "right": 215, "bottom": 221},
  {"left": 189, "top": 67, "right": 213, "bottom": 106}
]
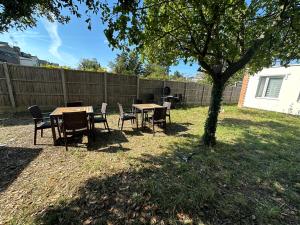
[
  {"left": 109, "top": 51, "right": 143, "bottom": 75},
  {"left": 101, "top": 0, "right": 300, "bottom": 146},
  {"left": 143, "top": 63, "right": 168, "bottom": 80},
  {"left": 78, "top": 58, "right": 105, "bottom": 72},
  {"left": 170, "top": 70, "right": 186, "bottom": 81},
  {"left": 0, "top": 0, "right": 101, "bottom": 32}
]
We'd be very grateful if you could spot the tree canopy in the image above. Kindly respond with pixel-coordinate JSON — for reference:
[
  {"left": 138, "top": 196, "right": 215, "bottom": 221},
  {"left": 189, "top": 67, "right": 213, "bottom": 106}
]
[
  {"left": 109, "top": 51, "right": 143, "bottom": 75},
  {"left": 0, "top": 0, "right": 103, "bottom": 32},
  {"left": 78, "top": 58, "right": 106, "bottom": 72},
  {"left": 102, "top": 0, "right": 299, "bottom": 75}
]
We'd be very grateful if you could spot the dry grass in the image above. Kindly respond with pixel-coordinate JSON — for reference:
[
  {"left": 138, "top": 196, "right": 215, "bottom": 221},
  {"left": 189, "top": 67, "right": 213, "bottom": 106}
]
[{"left": 0, "top": 106, "right": 299, "bottom": 225}]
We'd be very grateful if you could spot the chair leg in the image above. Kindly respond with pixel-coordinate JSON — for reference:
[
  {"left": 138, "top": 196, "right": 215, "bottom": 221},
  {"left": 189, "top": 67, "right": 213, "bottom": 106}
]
[
  {"left": 34, "top": 128, "right": 37, "bottom": 145},
  {"left": 57, "top": 125, "right": 61, "bottom": 138},
  {"left": 152, "top": 123, "right": 155, "bottom": 136},
  {"left": 118, "top": 118, "right": 120, "bottom": 127},
  {"left": 106, "top": 121, "right": 110, "bottom": 132},
  {"left": 121, "top": 120, "right": 124, "bottom": 131},
  {"left": 64, "top": 131, "right": 68, "bottom": 151},
  {"left": 169, "top": 115, "right": 171, "bottom": 123},
  {"left": 41, "top": 129, "right": 43, "bottom": 137}
]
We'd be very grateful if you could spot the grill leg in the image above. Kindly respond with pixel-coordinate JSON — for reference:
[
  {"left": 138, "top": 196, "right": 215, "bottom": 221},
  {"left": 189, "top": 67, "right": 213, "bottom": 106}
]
[{"left": 34, "top": 128, "right": 37, "bottom": 145}]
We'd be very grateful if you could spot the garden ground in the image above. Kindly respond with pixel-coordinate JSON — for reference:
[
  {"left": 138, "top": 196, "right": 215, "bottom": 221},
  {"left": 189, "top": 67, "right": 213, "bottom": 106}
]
[{"left": 0, "top": 106, "right": 299, "bottom": 225}]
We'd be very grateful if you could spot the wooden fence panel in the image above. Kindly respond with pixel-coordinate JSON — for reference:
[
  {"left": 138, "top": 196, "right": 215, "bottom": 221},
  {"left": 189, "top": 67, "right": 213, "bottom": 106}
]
[
  {"left": 65, "top": 69, "right": 105, "bottom": 106},
  {"left": 230, "top": 86, "right": 242, "bottom": 103},
  {"left": 0, "top": 64, "right": 11, "bottom": 108},
  {"left": 8, "top": 65, "right": 63, "bottom": 109},
  {"left": 223, "top": 86, "right": 233, "bottom": 104},
  {"left": 139, "top": 79, "right": 164, "bottom": 103},
  {"left": 107, "top": 73, "right": 137, "bottom": 108},
  {"left": 185, "top": 82, "right": 204, "bottom": 105}
]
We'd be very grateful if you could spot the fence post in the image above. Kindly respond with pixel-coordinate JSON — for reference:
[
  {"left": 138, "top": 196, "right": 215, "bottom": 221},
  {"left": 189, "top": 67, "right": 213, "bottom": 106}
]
[
  {"left": 3, "top": 63, "right": 16, "bottom": 109},
  {"left": 200, "top": 85, "right": 205, "bottom": 105},
  {"left": 60, "top": 69, "right": 67, "bottom": 106},
  {"left": 229, "top": 86, "right": 234, "bottom": 104},
  {"left": 136, "top": 76, "right": 140, "bottom": 99},
  {"left": 183, "top": 82, "right": 187, "bottom": 104},
  {"left": 104, "top": 72, "right": 108, "bottom": 103}
]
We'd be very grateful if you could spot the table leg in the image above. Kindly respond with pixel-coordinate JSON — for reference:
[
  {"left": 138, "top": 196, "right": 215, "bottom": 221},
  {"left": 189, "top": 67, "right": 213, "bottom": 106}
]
[
  {"left": 135, "top": 108, "right": 139, "bottom": 128},
  {"left": 50, "top": 115, "right": 57, "bottom": 145},
  {"left": 141, "top": 109, "right": 144, "bottom": 128},
  {"left": 91, "top": 114, "right": 95, "bottom": 141}
]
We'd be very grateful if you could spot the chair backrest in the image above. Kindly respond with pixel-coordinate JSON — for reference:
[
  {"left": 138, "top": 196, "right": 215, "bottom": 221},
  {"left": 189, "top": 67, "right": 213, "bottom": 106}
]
[
  {"left": 133, "top": 98, "right": 143, "bottom": 104},
  {"left": 67, "top": 101, "right": 83, "bottom": 107},
  {"left": 153, "top": 107, "right": 167, "bottom": 121},
  {"left": 117, "top": 103, "right": 124, "bottom": 117},
  {"left": 62, "top": 111, "right": 88, "bottom": 130},
  {"left": 163, "top": 101, "right": 171, "bottom": 110},
  {"left": 144, "top": 93, "right": 155, "bottom": 103},
  {"left": 101, "top": 103, "right": 108, "bottom": 114},
  {"left": 28, "top": 105, "right": 43, "bottom": 122}
]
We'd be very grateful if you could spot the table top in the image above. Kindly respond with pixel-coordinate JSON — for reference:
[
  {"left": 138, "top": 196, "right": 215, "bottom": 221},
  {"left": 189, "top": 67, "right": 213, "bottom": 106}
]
[
  {"left": 50, "top": 106, "right": 94, "bottom": 116},
  {"left": 132, "top": 103, "right": 164, "bottom": 110}
]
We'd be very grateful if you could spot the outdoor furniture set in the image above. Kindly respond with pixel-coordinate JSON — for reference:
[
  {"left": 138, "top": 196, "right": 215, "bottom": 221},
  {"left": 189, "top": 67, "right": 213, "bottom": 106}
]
[{"left": 28, "top": 100, "right": 172, "bottom": 150}]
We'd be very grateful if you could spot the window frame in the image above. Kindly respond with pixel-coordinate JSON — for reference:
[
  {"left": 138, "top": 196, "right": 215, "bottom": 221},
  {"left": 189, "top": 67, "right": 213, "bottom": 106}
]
[{"left": 255, "top": 75, "right": 284, "bottom": 99}]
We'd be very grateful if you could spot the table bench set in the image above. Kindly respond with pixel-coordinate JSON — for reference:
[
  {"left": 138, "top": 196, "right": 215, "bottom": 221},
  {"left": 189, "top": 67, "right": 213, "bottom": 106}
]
[{"left": 28, "top": 100, "right": 172, "bottom": 150}]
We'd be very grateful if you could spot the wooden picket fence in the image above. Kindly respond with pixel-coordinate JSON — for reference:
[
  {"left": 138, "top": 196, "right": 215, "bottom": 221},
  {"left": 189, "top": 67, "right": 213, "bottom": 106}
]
[{"left": 0, "top": 63, "right": 241, "bottom": 112}]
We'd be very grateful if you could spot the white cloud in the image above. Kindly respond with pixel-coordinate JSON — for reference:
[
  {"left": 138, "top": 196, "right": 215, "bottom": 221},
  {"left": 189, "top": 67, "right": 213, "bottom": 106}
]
[
  {"left": 43, "top": 20, "right": 62, "bottom": 59},
  {"left": 42, "top": 20, "right": 78, "bottom": 67}
]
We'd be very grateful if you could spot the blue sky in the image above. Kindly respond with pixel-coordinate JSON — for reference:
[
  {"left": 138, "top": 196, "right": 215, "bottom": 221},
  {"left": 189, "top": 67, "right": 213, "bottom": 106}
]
[{"left": 0, "top": 9, "right": 199, "bottom": 77}]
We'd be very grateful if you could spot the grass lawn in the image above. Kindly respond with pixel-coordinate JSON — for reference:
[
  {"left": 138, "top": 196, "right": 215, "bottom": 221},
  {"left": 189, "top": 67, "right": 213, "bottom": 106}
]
[{"left": 0, "top": 106, "right": 299, "bottom": 225}]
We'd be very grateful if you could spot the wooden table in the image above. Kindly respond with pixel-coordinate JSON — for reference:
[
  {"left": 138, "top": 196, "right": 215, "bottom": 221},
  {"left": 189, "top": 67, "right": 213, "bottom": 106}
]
[
  {"left": 132, "top": 104, "right": 164, "bottom": 128},
  {"left": 50, "top": 106, "right": 94, "bottom": 145}
]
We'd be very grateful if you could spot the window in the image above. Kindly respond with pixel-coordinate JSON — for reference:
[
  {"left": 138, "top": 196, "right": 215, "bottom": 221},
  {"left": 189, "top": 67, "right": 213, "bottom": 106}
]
[{"left": 256, "top": 76, "right": 283, "bottom": 98}]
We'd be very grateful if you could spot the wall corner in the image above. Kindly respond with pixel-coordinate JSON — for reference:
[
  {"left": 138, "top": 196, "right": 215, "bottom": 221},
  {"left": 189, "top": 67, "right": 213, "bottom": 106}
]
[{"left": 238, "top": 72, "right": 250, "bottom": 108}]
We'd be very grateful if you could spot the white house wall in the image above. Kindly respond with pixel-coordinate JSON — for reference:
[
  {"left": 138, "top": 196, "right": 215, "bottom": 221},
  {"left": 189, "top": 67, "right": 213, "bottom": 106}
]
[{"left": 244, "top": 65, "right": 300, "bottom": 115}]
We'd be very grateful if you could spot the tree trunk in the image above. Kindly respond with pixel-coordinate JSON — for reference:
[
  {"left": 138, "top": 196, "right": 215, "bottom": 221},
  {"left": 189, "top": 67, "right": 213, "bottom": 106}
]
[{"left": 203, "top": 80, "right": 225, "bottom": 146}]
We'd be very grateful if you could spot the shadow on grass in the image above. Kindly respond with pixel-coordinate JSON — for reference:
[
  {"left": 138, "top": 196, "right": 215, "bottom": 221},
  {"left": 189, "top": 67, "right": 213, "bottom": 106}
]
[
  {"left": 0, "top": 146, "right": 42, "bottom": 192},
  {"left": 0, "top": 116, "right": 32, "bottom": 127},
  {"left": 35, "top": 118, "right": 300, "bottom": 225},
  {"left": 87, "top": 129, "right": 129, "bottom": 152},
  {"left": 166, "top": 122, "right": 194, "bottom": 137}
]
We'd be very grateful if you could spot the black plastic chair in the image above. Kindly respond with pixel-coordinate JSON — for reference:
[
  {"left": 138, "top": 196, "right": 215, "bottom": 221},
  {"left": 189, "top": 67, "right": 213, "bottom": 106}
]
[
  {"left": 66, "top": 101, "right": 83, "bottom": 107},
  {"left": 117, "top": 103, "right": 137, "bottom": 131},
  {"left": 28, "top": 105, "right": 60, "bottom": 145},
  {"left": 62, "top": 111, "right": 91, "bottom": 150},
  {"left": 93, "top": 103, "right": 110, "bottom": 132},
  {"left": 163, "top": 101, "right": 172, "bottom": 123},
  {"left": 149, "top": 107, "right": 167, "bottom": 136}
]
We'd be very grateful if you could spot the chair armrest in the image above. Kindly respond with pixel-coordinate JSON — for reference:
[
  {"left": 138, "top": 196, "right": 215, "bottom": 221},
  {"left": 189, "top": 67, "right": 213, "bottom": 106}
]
[
  {"left": 33, "top": 117, "right": 43, "bottom": 121},
  {"left": 42, "top": 112, "right": 51, "bottom": 117}
]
